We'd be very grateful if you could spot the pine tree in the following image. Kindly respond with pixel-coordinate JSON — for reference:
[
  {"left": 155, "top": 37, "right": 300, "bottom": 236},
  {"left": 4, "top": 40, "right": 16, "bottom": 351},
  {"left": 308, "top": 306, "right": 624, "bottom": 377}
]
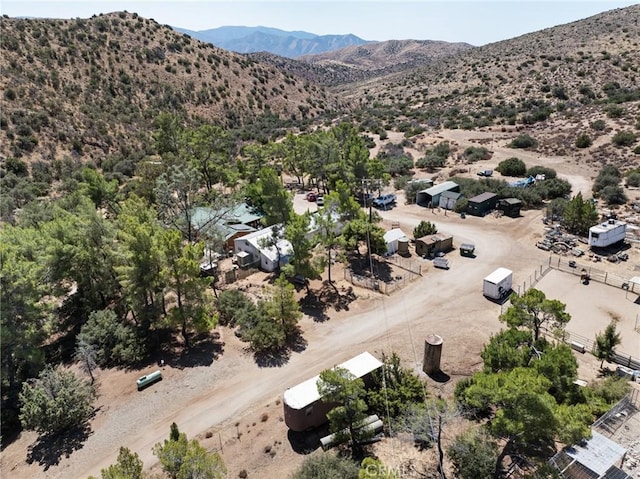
[{"left": 594, "top": 321, "right": 622, "bottom": 368}]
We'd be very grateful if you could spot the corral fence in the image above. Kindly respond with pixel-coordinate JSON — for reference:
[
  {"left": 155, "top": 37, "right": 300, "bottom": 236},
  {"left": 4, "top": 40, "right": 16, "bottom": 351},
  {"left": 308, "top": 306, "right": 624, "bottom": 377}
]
[
  {"left": 548, "top": 255, "right": 638, "bottom": 292},
  {"left": 541, "top": 327, "right": 640, "bottom": 371},
  {"left": 343, "top": 255, "right": 422, "bottom": 295},
  {"left": 507, "top": 257, "right": 640, "bottom": 370}
]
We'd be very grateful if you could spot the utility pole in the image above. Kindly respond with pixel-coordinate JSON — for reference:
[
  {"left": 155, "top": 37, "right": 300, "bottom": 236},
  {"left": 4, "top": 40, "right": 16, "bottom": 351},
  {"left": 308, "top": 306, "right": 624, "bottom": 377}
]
[{"left": 361, "top": 178, "right": 381, "bottom": 283}]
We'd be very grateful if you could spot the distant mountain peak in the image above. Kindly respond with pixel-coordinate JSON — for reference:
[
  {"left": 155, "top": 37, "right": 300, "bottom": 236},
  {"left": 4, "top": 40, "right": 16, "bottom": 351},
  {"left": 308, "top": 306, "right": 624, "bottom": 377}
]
[{"left": 173, "top": 25, "right": 371, "bottom": 58}]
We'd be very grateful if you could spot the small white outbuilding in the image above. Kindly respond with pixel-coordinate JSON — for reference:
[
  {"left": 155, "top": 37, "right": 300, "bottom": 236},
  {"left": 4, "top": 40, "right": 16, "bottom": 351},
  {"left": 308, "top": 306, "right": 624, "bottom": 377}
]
[{"left": 384, "top": 228, "right": 409, "bottom": 255}]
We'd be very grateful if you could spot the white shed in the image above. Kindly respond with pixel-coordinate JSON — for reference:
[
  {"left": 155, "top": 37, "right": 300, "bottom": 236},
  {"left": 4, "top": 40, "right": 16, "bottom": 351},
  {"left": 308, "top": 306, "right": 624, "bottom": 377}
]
[{"left": 384, "top": 228, "right": 409, "bottom": 255}]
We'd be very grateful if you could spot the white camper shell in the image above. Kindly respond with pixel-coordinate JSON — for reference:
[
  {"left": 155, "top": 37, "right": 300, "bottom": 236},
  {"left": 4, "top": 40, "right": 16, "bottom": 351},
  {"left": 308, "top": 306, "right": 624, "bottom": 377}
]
[
  {"left": 483, "top": 268, "right": 513, "bottom": 300},
  {"left": 588, "top": 220, "right": 626, "bottom": 248}
]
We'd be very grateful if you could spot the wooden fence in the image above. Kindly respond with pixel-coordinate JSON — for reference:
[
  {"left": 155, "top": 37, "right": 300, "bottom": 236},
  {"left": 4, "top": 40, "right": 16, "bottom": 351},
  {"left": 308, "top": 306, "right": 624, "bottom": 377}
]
[
  {"left": 343, "top": 255, "right": 422, "bottom": 295},
  {"left": 547, "top": 256, "right": 637, "bottom": 292}
]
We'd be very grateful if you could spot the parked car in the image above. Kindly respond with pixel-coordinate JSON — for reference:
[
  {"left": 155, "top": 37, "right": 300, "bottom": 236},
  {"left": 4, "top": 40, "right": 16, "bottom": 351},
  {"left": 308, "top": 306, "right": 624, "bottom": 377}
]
[
  {"left": 372, "top": 194, "right": 396, "bottom": 209},
  {"left": 306, "top": 192, "right": 316, "bottom": 202},
  {"left": 316, "top": 195, "right": 324, "bottom": 206},
  {"left": 477, "top": 169, "right": 493, "bottom": 177}
]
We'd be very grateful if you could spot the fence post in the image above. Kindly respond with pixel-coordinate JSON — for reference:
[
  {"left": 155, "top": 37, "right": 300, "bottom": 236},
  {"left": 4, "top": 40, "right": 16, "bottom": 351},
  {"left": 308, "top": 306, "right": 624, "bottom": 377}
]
[{"left": 604, "top": 272, "right": 607, "bottom": 284}]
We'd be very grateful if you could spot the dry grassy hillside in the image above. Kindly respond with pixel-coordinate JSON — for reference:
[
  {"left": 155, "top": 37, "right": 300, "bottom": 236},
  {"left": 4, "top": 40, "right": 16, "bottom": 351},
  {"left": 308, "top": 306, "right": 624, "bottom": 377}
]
[
  {"left": 0, "top": 12, "right": 343, "bottom": 163},
  {"left": 334, "top": 5, "right": 640, "bottom": 170},
  {"left": 341, "top": 5, "right": 640, "bottom": 106},
  {"left": 296, "top": 40, "right": 473, "bottom": 84}
]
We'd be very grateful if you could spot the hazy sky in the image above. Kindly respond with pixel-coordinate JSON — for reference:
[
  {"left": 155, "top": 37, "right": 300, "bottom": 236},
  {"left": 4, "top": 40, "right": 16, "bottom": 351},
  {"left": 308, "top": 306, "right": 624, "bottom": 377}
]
[{"left": 1, "top": 1, "right": 638, "bottom": 45}]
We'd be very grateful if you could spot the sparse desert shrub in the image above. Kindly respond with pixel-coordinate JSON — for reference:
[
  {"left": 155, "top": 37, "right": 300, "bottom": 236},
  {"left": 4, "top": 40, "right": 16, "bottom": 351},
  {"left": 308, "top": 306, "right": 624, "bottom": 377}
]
[
  {"left": 606, "top": 104, "right": 624, "bottom": 118},
  {"left": 612, "top": 130, "right": 637, "bottom": 147},
  {"left": 590, "top": 119, "right": 606, "bottom": 131},
  {"left": 575, "top": 133, "right": 592, "bottom": 148},
  {"left": 526, "top": 166, "right": 557, "bottom": 179},
  {"left": 509, "top": 134, "right": 537, "bottom": 149},
  {"left": 626, "top": 172, "right": 640, "bottom": 187},
  {"left": 463, "top": 146, "right": 491, "bottom": 162},
  {"left": 496, "top": 157, "right": 526, "bottom": 177}
]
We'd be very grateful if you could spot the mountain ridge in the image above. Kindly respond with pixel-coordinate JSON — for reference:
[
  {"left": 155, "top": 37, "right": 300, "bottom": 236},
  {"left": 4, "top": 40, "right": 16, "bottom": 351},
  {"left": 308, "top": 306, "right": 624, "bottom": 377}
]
[{"left": 174, "top": 25, "right": 372, "bottom": 58}]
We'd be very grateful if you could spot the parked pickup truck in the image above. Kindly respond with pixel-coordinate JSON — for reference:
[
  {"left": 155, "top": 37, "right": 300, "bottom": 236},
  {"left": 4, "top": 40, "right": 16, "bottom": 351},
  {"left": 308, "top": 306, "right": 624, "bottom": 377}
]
[{"left": 372, "top": 194, "right": 397, "bottom": 209}]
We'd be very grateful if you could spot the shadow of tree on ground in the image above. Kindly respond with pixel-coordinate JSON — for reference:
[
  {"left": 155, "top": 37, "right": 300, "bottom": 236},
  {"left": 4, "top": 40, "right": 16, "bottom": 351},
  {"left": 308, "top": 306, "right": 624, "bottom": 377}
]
[
  {"left": 26, "top": 422, "right": 93, "bottom": 470},
  {"left": 300, "top": 282, "right": 357, "bottom": 321}
]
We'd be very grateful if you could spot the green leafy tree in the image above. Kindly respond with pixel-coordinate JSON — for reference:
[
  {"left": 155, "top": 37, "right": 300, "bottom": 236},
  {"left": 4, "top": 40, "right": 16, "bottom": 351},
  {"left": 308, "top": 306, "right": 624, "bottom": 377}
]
[
  {"left": 43, "top": 193, "right": 121, "bottom": 313},
  {"left": 79, "top": 167, "right": 119, "bottom": 211},
  {"left": 562, "top": 192, "right": 598, "bottom": 235},
  {"left": 177, "top": 439, "right": 226, "bottom": 479},
  {"left": 262, "top": 274, "right": 302, "bottom": 338},
  {"left": 315, "top": 193, "right": 342, "bottom": 284},
  {"left": 459, "top": 367, "right": 589, "bottom": 476},
  {"left": 496, "top": 157, "right": 527, "bottom": 177},
  {"left": 281, "top": 133, "right": 312, "bottom": 188},
  {"left": 341, "top": 218, "right": 387, "bottom": 258},
  {"left": 481, "top": 328, "right": 533, "bottom": 373},
  {"left": 153, "top": 112, "right": 183, "bottom": 156},
  {"left": 500, "top": 289, "right": 570, "bottom": 341},
  {"left": 532, "top": 343, "right": 581, "bottom": 405},
  {"left": 366, "top": 352, "right": 425, "bottom": 419},
  {"left": 99, "top": 447, "right": 144, "bottom": 479},
  {"left": 292, "top": 453, "right": 359, "bottom": 479},
  {"left": 0, "top": 224, "right": 49, "bottom": 436},
  {"left": 247, "top": 312, "right": 287, "bottom": 353},
  {"left": 183, "top": 124, "right": 238, "bottom": 191},
  {"left": 284, "top": 212, "right": 322, "bottom": 287},
  {"left": 19, "top": 366, "right": 94, "bottom": 435},
  {"left": 448, "top": 430, "right": 498, "bottom": 479},
  {"left": 78, "top": 309, "right": 144, "bottom": 366},
  {"left": 594, "top": 321, "right": 622, "bottom": 368},
  {"left": 318, "top": 367, "right": 371, "bottom": 456},
  {"left": 115, "top": 195, "right": 165, "bottom": 325},
  {"left": 413, "top": 220, "right": 437, "bottom": 239},
  {"left": 257, "top": 167, "right": 293, "bottom": 226},
  {"left": 154, "top": 423, "right": 226, "bottom": 479},
  {"left": 154, "top": 426, "right": 189, "bottom": 478},
  {"left": 215, "top": 289, "right": 255, "bottom": 326},
  {"left": 160, "top": 229, "right": 213, "bottom": 348}
]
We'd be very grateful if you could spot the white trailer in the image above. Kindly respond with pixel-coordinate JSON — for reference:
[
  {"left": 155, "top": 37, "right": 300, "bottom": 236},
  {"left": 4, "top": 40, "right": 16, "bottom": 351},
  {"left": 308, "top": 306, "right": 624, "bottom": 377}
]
[
  {"left": 483, "top": 268, "right": 513, "bottom": 300},
  {"left": 588, "top": 220, "right": 626, "bottom": 248}
]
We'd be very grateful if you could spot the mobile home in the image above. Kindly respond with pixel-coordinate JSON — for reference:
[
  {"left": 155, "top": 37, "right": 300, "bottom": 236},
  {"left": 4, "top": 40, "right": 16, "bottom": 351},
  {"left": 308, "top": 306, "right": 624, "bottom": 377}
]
[
  {"left": 483, "top": 268, "right": 513, "bottom": 300},
  {"left": 283, "top": 352, "right": 383, "bottom": 432},
  {"left": 588, "top": 220, "right": 626, "bottom": 248}
]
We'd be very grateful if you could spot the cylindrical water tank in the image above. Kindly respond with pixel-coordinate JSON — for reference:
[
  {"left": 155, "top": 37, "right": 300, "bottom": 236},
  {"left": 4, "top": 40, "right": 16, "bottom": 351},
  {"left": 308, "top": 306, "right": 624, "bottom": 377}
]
[
  {"left": 397, "top": 237, "right": 410, "bottom": 256},
  {"left": 423, "top": 334, "right": 443, "bottom": 374}
]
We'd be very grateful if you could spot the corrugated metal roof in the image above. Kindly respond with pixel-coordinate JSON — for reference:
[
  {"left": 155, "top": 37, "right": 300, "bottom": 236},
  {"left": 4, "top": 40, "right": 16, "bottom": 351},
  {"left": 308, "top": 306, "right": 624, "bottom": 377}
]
[
  {"left": 565, "top": 432, "right": 627, "bottom": 477},
  {"left": 421, "top": 181, "right": 459, "bottom": 196}
]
